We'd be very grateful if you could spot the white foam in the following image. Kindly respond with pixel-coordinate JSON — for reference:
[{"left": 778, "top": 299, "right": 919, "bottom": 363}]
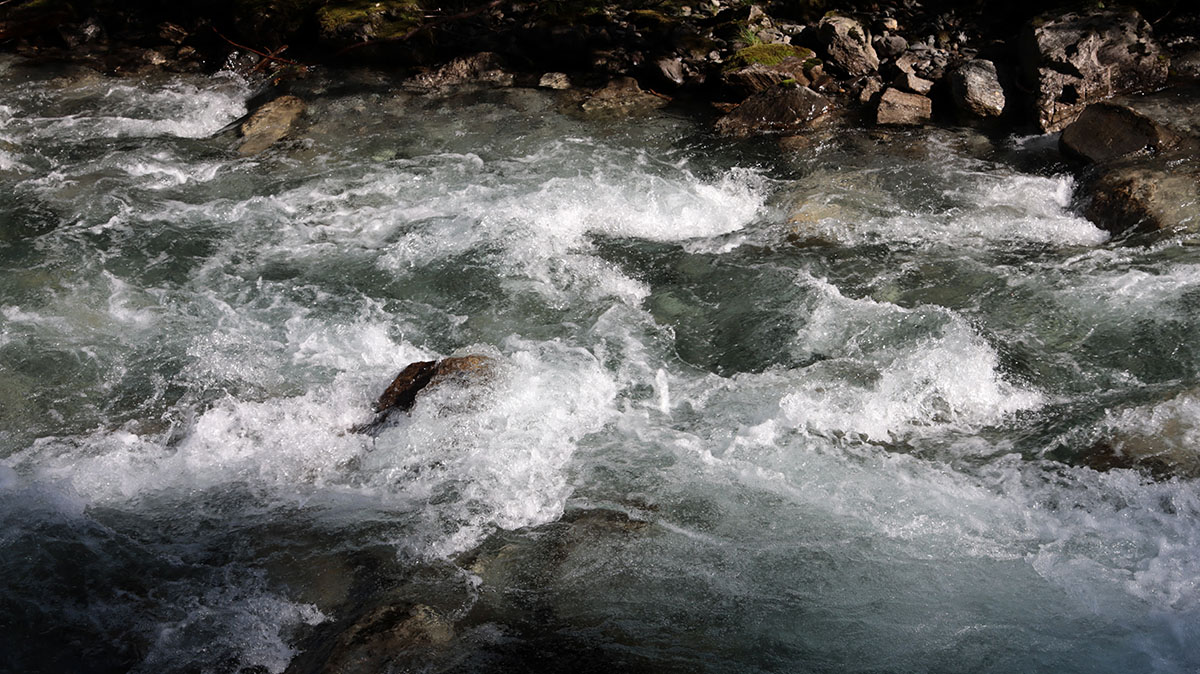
[{"left": 773, "top": 273, "right": 1042, "bottom": 442}]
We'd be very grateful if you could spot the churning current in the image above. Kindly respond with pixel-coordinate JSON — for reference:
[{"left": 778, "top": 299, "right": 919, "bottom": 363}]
[{"left": 1, "top": 56, "right": 1199, "bottom": 674}]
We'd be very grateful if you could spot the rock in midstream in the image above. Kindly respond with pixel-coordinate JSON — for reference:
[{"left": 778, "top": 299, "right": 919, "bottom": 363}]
[
  {"left": 237, "top": 95, "right": 306, "bottom": 156},
  {"left": 353, "top": 355, "right": 494, "bottom": 433}
]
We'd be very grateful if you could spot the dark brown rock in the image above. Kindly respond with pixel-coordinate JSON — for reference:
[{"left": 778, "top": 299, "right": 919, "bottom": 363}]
[
  {"left": 875, "top": 88, "right": 931, "bottom": 126},
  {"left": 373, "top": 355, "right": 495, "bottom": 415},
  {"left": 714, "top": 85, "right": 832, "bottom": 137},
  {"left": 1020, "top": 8, "right": 1169, "bottom": 132},
  {"left": 1059, "top": 103, "right": 1178, "bottom": 163},
  {"left": 237, "top": 95, "right": 306, "bottom": 156}
]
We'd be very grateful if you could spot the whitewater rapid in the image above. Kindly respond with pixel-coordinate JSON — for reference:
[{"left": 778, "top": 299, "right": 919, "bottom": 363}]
[{"left": 1, "top": 56, "right": 1198, "bottom": 673}]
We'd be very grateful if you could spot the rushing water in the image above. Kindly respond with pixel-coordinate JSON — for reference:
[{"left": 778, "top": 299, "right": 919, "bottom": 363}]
[{"left": 1, "top": 55, "right": 1199, "bottom": 674}]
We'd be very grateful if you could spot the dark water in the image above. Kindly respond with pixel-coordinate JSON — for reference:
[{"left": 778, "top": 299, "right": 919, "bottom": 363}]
[{"left": 1, "top": 57, "right": 1199, "bottom": 673}]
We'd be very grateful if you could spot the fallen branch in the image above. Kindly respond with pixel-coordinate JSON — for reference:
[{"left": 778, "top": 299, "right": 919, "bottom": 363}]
[
  {"left": 334, "top": 0, "right": 508, "bottom": 57},
  {"left": 212, "top": 27, "right": 304, "bottom": 67}
]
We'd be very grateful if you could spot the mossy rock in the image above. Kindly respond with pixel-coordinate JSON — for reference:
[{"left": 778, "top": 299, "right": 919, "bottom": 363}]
[
  {"left": 726, "top": 44, "right": 817, "bottom": 70},
  {"left": 627, "top": 8, "right": 676, "bottom": 32},
  {"left": 317, "top": 0, "right": 422, "bottom": 41}
]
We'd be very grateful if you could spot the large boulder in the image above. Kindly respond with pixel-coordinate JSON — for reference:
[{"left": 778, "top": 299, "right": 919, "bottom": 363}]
[
  {"left": 948, "top": 59, "right": 1006, "bottom": 119},
  {"left": 1059, "top": 102, "right": 1179, "bottom": 163},
  {"left": 714, "top": 85, "right": 832, "bottom": 137},
  {"left": 1020, "top": 8, "right": 1169, "bottom": 132},
  {"left": 237, "top": 95, "right": 306, "bottom": 156},
  {"left": 817, "top": 15, "right": 879, "bottom": 77},
  {"left": 308, "top": 604, "right": 454, "bottom": 674},
  {"left": 875, "top": 88, "right": 931, "bottom": 126},
  {"left": 1076, "top": 158, "right": 1200, "bottom": 237}
]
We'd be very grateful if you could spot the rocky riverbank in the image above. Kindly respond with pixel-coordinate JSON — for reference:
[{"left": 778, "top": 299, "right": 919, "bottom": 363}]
[{"left": 3, "top": 0, "right": 1198, "bottom": 238}]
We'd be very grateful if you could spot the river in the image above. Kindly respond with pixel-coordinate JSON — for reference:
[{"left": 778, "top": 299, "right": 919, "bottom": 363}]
[{"left": 1, "top": 57, "right": 1198, "bottom": 673}]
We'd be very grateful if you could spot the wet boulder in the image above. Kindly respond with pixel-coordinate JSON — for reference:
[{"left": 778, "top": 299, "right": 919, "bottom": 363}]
[
  {"left": 580, "top": 77, "right": 669, "bottom": 115},
  {"left": 237, "top": 95, "right": 306, "bottom": 156},
  {"left": 1020, "top": 8, "right": 1169, "bottom": 132},
  {"left": 1059, "top": 103, "right": 1179, "bottom": 164},
  {"left": 714, "top": 85, "right": 832, "bottom": 137},
  {"left": 1084, "top": 389, "right": 1200, "bottom": 478},
  {"left": 309, "top": 604, "right": 454, "bottom": 674},
  {"left": 817, "top": 15, "right": 879, "bottom": 77},
  {"left": 372, "top": 355, "right": 494, "bottom": 415},
  {"left": 875, "top": 88, "right": 931, "bottom": 126},
  {"left": 1075, "top": 158, "right": 1200, "bottom": 237},
  {"left": 948, "top": 59, "right": 1006, "bottom": 119}
]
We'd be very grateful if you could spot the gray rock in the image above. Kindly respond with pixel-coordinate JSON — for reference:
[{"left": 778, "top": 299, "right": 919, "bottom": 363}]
[
  {"left": 657, "top": 57, "right": 685, "bottom": 85},
  {"left": 872, "top": 34, "right": 908, "bottom": 60},
  {"left": 1077, "top": 158, "right": 1200, "bottom": 237},
  {"left": 1020, "top": 8, "right": 1169, "bottom": 132},
  {"left": 893, "top": 71, "right": 933, "bottom": 95},
  {"left": 237, "top": 95, "right": 305, "bottom": 156},
  {"left": 538, "top": 72, "right": 571, "bottom": 89},
  {"left": 1059, "top": 102, "right": 1179, "bottom": 163},
  {"left": 949, "top": 59, "right": 1006, "bottom": 118},
  {"left": 715, "top": 85, "right": 832, "bottom": 137},
  {"left": 817, "top": 15, "right": 879, "bottom": 76},
  {"left": 875, "top": 87, "right": 931, "bottom": 126}
]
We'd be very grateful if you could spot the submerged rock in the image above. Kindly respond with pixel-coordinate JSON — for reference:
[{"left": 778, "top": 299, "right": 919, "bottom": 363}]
[
  {"left": 949, "top": 59, "right": 1006, "bottom": 119},
  {"left": 1085, "top": 389, "right": 1200, "bottom": 478},
  {"left": 714, "top": 85, "right": 831, "bottom": 137},
  {"left": 237, "top": 95, "right": 306, "bottom": 156},
  {"left": 1059, "top": 103, "right": 1179, "bottom": 163},
  {"left": 1020, "top": 8, "right": 1169, "bottom": 132},
  {"left": 875, "top": 87, "right": 931, "bottom": 126},
  {"left": 311, "top": 603, "right": 454, "bottom": 674},
  {"left": 817, "top": 15, "right": 879, "bottom": 77}
]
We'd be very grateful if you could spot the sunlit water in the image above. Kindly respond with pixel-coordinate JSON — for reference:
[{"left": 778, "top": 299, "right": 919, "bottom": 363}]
[{"left": 1, "top": 56, "right": 1199, "bottom": 673}]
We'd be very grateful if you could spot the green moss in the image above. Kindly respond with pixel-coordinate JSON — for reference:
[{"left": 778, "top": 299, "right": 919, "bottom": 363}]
[
  {"left": 726, "top": 44, "right": 816, "bottom": 70},
  {"left": 317, "top": 0, "right": 421, "bottom": 37}
]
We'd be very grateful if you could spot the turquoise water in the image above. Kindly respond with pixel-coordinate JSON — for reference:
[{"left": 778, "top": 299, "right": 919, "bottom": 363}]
[{"left": 1, "top": 57, "right": 1198, "bottom": 673}]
